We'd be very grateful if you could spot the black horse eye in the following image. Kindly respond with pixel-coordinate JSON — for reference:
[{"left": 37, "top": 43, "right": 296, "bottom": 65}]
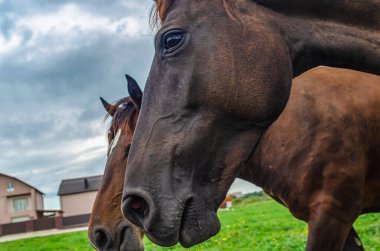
[
  {"left": 162, "top": 30, "right": 185, "bottom": 54},
  {"left": 125, "top": 144, "right": 131, "bottom": 158},
  {"left": 165, "top": 33, "right": 183, "bottom": 49}
]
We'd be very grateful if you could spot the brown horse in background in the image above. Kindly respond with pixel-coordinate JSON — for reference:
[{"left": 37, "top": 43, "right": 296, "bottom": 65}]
[
  {"left": 90, "top": 67, "right": 379, "bottom": 250},
  {"left": 122, "top": 0, "right": 380, "bottom": 249},
  {"left": 88, "top": 76, "right": 143, "bottom": 251},
  {"left": 240, "top": 67, "right": 380, "bottom": 250}
]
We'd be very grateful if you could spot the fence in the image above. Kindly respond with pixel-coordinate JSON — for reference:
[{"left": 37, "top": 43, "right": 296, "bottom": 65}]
[
  {"left": 62, "top": 214, "right": 91, "bottom": 227},
  {"left": 0, "top": 213, "right": 91, "bottom": 237}
]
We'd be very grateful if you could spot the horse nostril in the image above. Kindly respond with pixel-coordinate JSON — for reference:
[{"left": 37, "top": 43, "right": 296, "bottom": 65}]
[
  {"left": 131, "top": 197, "right": 143, "bottom": 210},
  {"left": 130, "top": 196, "right": 149, "bottom": 218},
  {"left": 93, "top": 228, "right": 110, "bottom": 250},
  {"left": 122, "top": 191, "right": 155, "bottom": 230}
]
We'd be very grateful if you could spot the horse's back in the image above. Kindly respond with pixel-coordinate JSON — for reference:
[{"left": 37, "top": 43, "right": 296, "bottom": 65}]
[
  {"left": 296, "top": 67, "right": 380, "bottom": 214},
  {"left": 251, "top": 66, "right": 380, "bottom": 218}
]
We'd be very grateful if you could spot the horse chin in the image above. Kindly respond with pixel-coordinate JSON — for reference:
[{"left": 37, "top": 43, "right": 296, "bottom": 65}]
[
  {"left": 144, "top": 228, "right": 179, "bottom": 247},
  {"left": 179, "top": 209, "right": 221, "bottom": 248}
]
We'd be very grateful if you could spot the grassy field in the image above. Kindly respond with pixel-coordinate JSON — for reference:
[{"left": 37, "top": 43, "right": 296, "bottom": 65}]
[{"left": 1, "top": 197, "right": 379, "bottom": 251}]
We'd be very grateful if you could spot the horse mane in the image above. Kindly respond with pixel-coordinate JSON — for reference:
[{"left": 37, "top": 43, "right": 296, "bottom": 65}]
[
  {"left": 151, "top": 0, "right": 241, "bottom": 27},
  {"left": 106, "top": 97, "right": 138, "bottom": 145},
  {"left": 151, "top": 0, "right": 173, "bottom": 26}
]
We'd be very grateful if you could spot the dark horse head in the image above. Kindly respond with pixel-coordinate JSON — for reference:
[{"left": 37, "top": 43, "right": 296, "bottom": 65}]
[
  {"left": 89, "top": 75, "right": 144, "bottom": 251},
  {"left": 120, "top": 0, "right": 380, "bottom": 247},
  {"left": 121, "top": 0, "right": 293, "bottom": 247}
]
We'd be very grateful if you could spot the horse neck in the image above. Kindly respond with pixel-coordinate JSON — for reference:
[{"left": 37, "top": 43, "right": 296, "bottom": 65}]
[
  {"left": 259, "top": 0, "right": 380, "bottom": 76},
  {"left": 255, "top": 0, "right": 380, "bottom": 28}
]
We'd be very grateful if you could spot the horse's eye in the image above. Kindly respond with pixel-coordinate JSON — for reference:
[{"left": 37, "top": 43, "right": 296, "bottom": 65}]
[
  {"left": 161, "top": 30, "right": 185, "bottom": 54},
  {"left": 125, "top": 144, "right": 131, "bottom": 158},
  {"left": 164, "top": 33, "right": 183, "bottom": 49}
]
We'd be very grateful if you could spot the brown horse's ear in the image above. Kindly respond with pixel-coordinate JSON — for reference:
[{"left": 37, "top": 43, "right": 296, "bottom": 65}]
[
  {"left": 100, "top": 97, "right": 118, "bottom": 117},
  {"left": 125, "top": 74, "right": 142, "bottom": 109}
]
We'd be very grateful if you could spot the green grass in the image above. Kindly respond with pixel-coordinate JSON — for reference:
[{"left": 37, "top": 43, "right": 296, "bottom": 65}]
[
  {"left": 1, "top": 198, "right": 379, "bottom": 251},
  {"left": 0, "top": 231, "right": 93, "bottom": 251}
]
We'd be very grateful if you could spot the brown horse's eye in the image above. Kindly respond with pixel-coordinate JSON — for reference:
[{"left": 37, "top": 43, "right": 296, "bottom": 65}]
[
  {"left": 125, "top": 144, "right": 131, "bottom": 158},
  {"left": 161, "top": 30, "right": 185, "bottom": 55}
]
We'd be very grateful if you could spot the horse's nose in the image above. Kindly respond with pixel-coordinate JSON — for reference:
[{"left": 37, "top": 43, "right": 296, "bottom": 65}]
[
  {"left": 89, "top": 224, "right": 144, "bottom": 251},
  {"left": 90, "top": 227, "right": 112, "bottom": 250},
  {"left": 122, "top": 189, "right": 155, "bottom": 230}
]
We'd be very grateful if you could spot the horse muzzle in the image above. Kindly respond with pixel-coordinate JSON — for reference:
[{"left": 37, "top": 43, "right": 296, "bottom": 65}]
[
  {"left": 89, "top": 222, "right": 144, "bottom": 251},
  {"left": 122, "top": 188, "right": 220, "bottom": 248}
]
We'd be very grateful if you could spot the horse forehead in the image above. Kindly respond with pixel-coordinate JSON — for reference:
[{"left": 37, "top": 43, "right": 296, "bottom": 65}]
[{"left": 164, "top": 0, "right": 214, "bottom": 22}]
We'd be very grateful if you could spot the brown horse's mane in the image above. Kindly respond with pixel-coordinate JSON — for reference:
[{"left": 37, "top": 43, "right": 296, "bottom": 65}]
[
  {"left": 106, "top": 97, "right": 138, "bottom": 145},
  {"left": 151, "top": 0, "right": 238, "bottom": 26},
  {"left": 151, "top": 0, "right": 173, "bottom": 25}
]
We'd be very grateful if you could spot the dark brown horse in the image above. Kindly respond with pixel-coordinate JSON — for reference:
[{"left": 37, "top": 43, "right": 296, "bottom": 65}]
[
  {"left": 93, "top": 68, "right": 379, "bottom": 250},
  {"left": 122, "top": 1, "right": 380, "bottom": 249},
  {"left": 88, "top": 76, "right": 144, "bottom": 251},
  {"left": 239, "top": 67, "right": 380, "bottom": 251}
]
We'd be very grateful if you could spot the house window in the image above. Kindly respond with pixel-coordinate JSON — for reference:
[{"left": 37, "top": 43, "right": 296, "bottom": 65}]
[
  {"left": 13, "top": 197, "right": 28, "bottom": 212},
  {"left": 7, "top": 182, "right": 15, "bottom": 192}
]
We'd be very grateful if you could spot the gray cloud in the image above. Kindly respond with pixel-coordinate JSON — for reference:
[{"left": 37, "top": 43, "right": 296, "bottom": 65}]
[{"left": 0, "top": 0, "right": 155, "bottom": 208}]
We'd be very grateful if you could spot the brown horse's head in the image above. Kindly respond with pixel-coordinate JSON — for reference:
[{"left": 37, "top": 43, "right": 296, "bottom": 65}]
[
  {"left": 122, "top": 0, "right": 292, "bottom": 248},
  {"left": 89, "top": 75, "right": 144, "bottom": 251}
]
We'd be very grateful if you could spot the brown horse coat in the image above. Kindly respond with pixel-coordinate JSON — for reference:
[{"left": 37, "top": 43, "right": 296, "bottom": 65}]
[{"left": 240, "top": 67, "right": 380, "bottom": 250}]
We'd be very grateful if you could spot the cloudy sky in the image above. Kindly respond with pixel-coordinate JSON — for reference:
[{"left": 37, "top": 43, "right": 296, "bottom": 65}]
[{"left": 0, "top": 0, "right": 259, "bottom": 209}]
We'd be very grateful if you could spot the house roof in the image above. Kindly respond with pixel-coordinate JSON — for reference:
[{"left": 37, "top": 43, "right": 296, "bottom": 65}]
[
  {"left": 57, "top": 175, "right": 102, "bottom": 196},
  {"left": 0, "top": 173, "right": 44, "bottom": 195}
]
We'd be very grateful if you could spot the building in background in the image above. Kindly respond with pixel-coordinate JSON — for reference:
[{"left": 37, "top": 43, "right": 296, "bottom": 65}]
[
  {"left": 58, "top": 175, "right": 102, "bottom": 217},
  {"left": 0, "top": 173, "right": 44, "bottom": 224}
]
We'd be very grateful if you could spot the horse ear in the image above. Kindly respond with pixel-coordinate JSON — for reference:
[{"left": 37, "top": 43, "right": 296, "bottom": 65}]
[
  {"left": 100, "top": 97, "right": 118, "bottom": 117},
  {"left": 125, "top": 74, "right": 142, "bottom": 109}
]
